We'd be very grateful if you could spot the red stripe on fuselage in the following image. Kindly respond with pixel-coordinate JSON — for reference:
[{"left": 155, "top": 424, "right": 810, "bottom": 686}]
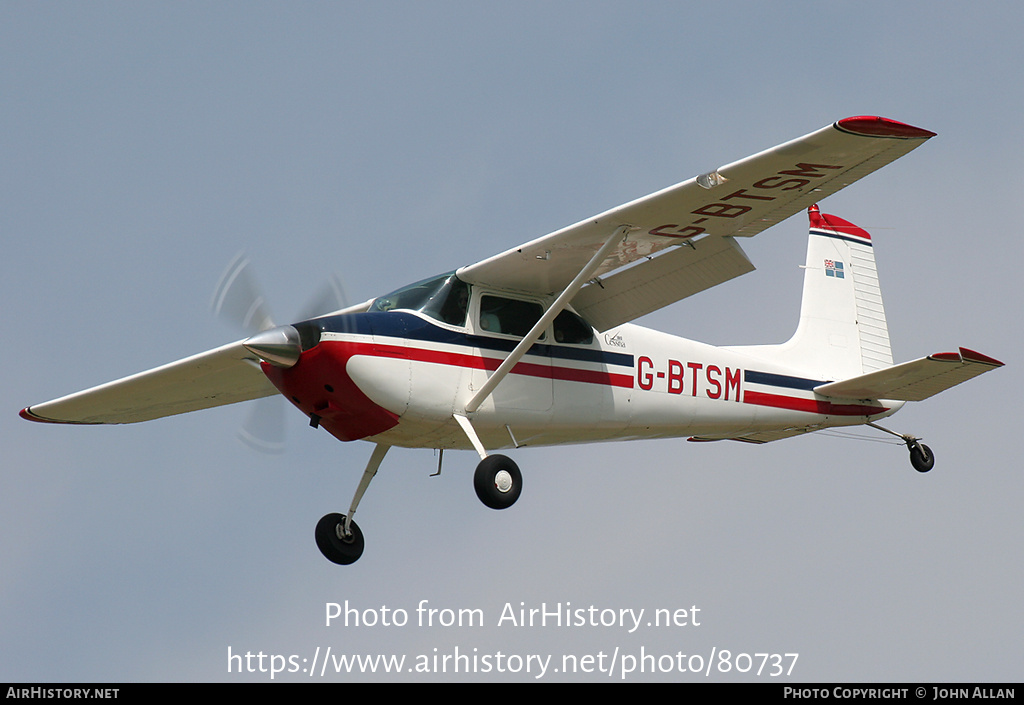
[
  {"left": 744, "top": 390, "right": 888, "bottom": 416},
  {"left": 345, "top": 340, "right": 635, "bottom": 389}
]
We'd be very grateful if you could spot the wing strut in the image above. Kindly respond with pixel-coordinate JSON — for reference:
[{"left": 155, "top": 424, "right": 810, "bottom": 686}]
[{"left": 462, "top": 224, "right": 632, "bottom": 415}]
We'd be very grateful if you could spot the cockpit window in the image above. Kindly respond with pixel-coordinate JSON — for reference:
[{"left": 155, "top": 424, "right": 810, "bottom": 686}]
[
  {"left": 553, "top": 309, "right": 593, "bottom": 345},
  {"left": 370, "top": 272, "right": 469, "bottom": 327},
  {"left": 479, "top": 295, "right": 544, "bottom": 338}
]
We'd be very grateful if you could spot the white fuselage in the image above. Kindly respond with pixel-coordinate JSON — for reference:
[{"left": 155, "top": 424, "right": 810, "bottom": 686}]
[{"left": 331, "top": 310, "right": 897, "bottom": 451}]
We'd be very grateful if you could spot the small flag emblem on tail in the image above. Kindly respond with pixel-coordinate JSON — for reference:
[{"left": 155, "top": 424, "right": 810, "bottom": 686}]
[{"left": 825, "top": 260, "right": 845, "bottom": 278}]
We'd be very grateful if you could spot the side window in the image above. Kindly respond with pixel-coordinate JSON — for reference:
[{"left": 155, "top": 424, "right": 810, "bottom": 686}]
[
  {"left": 479, "top": 296, "right": 544, "bottom": 338},
  {"left": 553, "top": 309, "right": 593, "bottom": 345}
]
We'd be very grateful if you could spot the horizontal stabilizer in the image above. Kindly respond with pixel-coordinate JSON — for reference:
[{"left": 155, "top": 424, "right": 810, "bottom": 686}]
[
  {"left": 20, "top": 341, "right": 277, "bottom": 425},
  {"left": 813, "top": 347, "right": 1003, "bottom": 402}
]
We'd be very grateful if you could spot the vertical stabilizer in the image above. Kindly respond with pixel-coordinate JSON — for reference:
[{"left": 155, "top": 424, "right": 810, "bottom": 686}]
[{"left": 734, "top": 205, "right": 892, "bottom": 381}]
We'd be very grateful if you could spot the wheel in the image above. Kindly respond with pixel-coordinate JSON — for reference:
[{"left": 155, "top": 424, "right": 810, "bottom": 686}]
[
  {"left": 474, "top": 454, "right": 522, "bottom": 509},
  {"left": 909, "top": 442, "right": 935, "bottom": 473},
  {"left": 315, "top": 513, "right": 365, "bottom": 565}
]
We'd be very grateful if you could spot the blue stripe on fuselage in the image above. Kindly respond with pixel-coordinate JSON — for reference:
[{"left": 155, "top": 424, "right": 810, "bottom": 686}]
[
  {"left": 312, "top": 311, "right": 636, "bottom": 368},
  {"left": 744, "top": 369, "right": 826, "bottom": 391}
]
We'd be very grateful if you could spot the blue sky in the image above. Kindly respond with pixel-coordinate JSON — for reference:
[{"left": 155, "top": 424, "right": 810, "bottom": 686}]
[{"left": 3, "top": 1, "right": 1020, "bottom": 682}]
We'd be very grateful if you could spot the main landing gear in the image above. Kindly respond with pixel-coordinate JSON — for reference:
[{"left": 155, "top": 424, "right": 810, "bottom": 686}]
[
  {"left": 315, "top": 435, "right": 523, "bottom": 565},
  {"left": 315, "top": 443, "right": 388, "bottom": 565},
  {"left": 455, "top": 413, "right": 523, "bottom": 510},
  {"left": 868, "top": 422, "right": 935, "bottom": 473}
]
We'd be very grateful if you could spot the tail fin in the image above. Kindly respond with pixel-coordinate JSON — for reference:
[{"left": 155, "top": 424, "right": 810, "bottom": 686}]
[{"left": 733, "top": 205, "right": 892, "bottom": 381}]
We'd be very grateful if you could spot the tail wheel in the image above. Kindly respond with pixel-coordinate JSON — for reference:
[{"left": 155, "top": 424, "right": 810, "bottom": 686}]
[
  {"left": 909, "top": 442, "right": 935, "bottom": 473},
  {"left": 474, "top": 454, "right": 522, "bottom": 509},
  {"left": 315, "top": 513, "right": 365, "bottom": 564}
]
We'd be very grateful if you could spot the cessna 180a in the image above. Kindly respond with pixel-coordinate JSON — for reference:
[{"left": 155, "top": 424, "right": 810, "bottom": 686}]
[{"left": 21, "top": 116, "right": 1003, "bottom": 565}]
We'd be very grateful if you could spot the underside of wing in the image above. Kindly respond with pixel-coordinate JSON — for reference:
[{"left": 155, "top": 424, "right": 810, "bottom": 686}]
[
  {"left": 813, "top": 348, "right": 1004, "bottom": 402},
  {"left": 571, "top": 235, "right": 755, "bottom": 333},
  {"left": 457, "top": 116, "right": 934, "bottom": 326},
  {"left": 20, "top": 341, "right": 276, "bottom": 425}
]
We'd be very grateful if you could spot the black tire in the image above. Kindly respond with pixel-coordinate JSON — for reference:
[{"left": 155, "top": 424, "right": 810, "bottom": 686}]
[
  {"left": 909, "top": 443, "right": 935, "bottom": 473},
  {"left": 474, "top": 454, "right": 522, "bottom": 509},
  {"left": 315, "top": 513, "right": 364, "bottom": 565}
]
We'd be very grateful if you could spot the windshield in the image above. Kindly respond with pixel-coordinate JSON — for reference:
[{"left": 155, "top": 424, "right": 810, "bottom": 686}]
[{"left": 370, "top": 271, "right": 469, "bottom": 327}]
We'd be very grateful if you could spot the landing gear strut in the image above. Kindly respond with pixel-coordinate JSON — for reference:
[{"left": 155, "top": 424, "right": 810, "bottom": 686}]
[
  {"left": 868, "top": 423, "right": 934, "bottom": 473},
  {"left": 315, "top": 443, "right": 389, "bottom": 565}
]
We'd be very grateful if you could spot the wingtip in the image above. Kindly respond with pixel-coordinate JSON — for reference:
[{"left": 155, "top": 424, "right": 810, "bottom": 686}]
[
  {"left": 835, "top": 116, "right": 936, "bottom": 139},
  {"left": 959, "top": 347, "right": 1004, "bottom": 367},
  {"left": 929, "top": 348, "right": 1005, "bottom": 367},
  {"left": 19, "top": 406, "right": 88, "bottom": 424},
  {"left": 20, "top": 407, "right": 46, "bottom": 423}
]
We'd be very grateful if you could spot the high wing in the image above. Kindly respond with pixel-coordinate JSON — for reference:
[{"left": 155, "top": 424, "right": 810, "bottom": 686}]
[
  {"left": 22, "top": 116, "right": 935, "bottom": 426},
  {"left": 20, "top": 341, "right": 276, "bottom": 425},
  {"left": 457, "top": 116, "right": 935, "bottom": 332}
]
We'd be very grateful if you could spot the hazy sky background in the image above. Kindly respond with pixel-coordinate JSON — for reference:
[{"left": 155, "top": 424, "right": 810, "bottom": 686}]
[{"left": 3, "top": 1, "right": 1020, "bottom": 682}]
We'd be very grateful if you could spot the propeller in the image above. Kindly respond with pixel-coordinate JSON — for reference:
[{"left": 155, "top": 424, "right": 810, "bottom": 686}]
[
  {"left": 211, "top": 253, "right": 277, "bottom": 333},
  {"left": 211, "top": 252, "right": 348, "bottom": 453}
]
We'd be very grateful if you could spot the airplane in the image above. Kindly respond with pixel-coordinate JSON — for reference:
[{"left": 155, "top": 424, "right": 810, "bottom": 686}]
[{"left": 20, "top": 116, "right": 1003, "bottom": 566}]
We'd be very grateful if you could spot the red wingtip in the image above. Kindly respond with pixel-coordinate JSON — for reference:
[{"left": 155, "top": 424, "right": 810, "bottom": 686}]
[
  {"left": 836, "top": 116, "right": 936, "bottom": 139},
  {"left": 20, "top": 407, "right": 89, "bottom": 424},
  {"left": 929, "top": 349, "right": 1005, "bottom": 367},
  {"left": 20, "top": 407, "right": 43, "bottom": 422},
  {"left": 959, "top": 347, "right": 1004, "bottom": 367},
  {"left": 20, "top": 407, "right": 73, "bottom": 424}
]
